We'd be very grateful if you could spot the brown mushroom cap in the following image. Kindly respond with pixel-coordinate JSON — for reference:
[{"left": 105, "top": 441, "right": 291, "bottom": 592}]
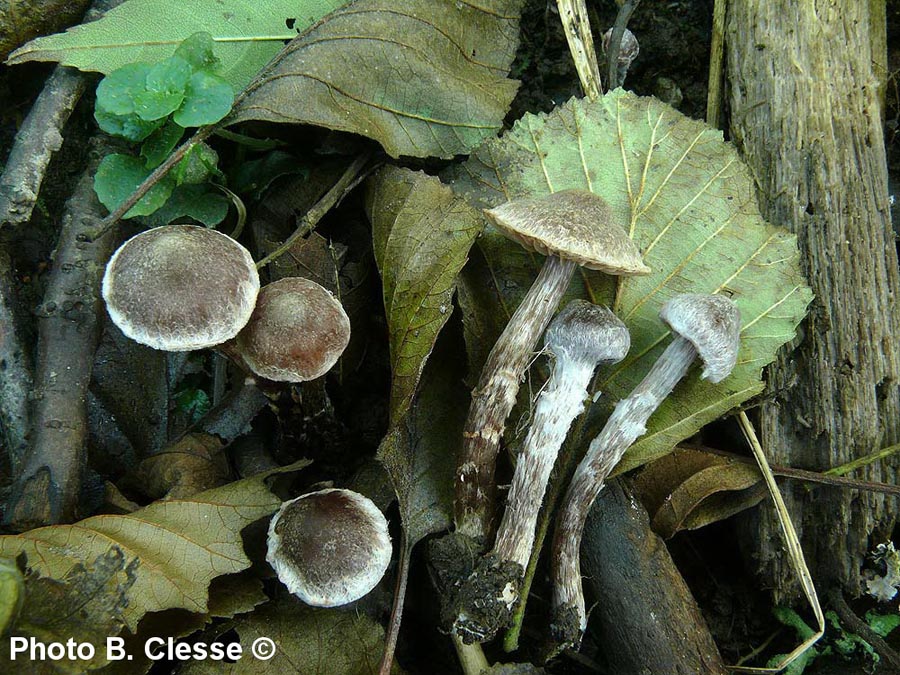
[
  {"left": 483, "top": 189, "right": 650, "bottom": 275},
  {"left": 659, "top": 293, "right": 741, "bottom": 383},
  {"left": 235, "top": 277, "right": 350, "bottom": 382},
  {"left": 102, "top": 225, "right": 260, "bottom": 351},
  {"left": 266, "top": 488, "right": 392, "bottom": 607}
]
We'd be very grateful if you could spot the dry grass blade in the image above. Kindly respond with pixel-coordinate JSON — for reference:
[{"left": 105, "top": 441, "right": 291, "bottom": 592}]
[
  {"left": 554, "top": 0, "right": 602, "bottom": 99},
  {"left": 731, "top": 411, "right": 824, "bottom": 673}
]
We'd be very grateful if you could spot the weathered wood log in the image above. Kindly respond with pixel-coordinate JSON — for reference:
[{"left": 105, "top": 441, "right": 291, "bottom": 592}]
[
  {"left": 580, "top": 479, "right": 726, "bottom": 674},
  {"left": 726, "top": 1, "right": 900, "bottom": 598}
]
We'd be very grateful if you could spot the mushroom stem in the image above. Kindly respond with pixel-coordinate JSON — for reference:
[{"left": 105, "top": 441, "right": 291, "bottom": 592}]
[
  {"left": 452, "top": 301, "right": 629, "bottom": 644},
  {"left": 551, "top": 335, "right": 697, "bottom": 649},
  {"left": 494, "top": 352, "right": 596, "bottom": 570},
  {"left": 455, "top": 254, "right": 577, "bottom": 542}
]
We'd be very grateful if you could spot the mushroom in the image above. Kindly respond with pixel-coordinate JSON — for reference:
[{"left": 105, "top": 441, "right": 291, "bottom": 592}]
[
  {"left": 231, "top": 277, "right": 351, "bottom": 382},
  {"left": 456, "top": 189, "right": 650, "bottom": 543},
  {"left": 102, "top": 224, "right": 259, "bottom": 351},
  {"left": 452, "top": 300, "right": 629, "bottom": 643},
  {"left": 550, "top": 293, "right": 741, "bottom": 651},
  {"left": 267, "top": 488, "right": 392, "bottom": 607}
]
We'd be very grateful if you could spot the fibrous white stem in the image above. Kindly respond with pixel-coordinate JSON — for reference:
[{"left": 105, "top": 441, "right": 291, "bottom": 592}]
[
  {"left": 494, "top": 354, "right": 596, "bottom": 573},
  {"left": 551, "top": 336, "right": 698, "bottom": 646},
  {"left": 456, "top": 255, "right": 577, "bottom": 542}
]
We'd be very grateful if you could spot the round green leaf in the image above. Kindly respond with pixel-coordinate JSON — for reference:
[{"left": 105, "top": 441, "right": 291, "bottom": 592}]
[
  {"left": 140, "top": 121, "right": 184, "bottom": 168},
  {"left": 94, "top": 154, "right": 175, "bottom": 218},
  {"left": 174, "top": 31, "right": 218, "bottom": 72},
  {"left": 94, "top": 107, "right": 164, "bottom": 142},
  {"left": 172, "top": 143, "right": 219, "bottom": 185},
  {"left": 148, "top": 184, "right": 229, "bottom": 227},
  {"left": 133, "top": 55, "right": 192, "bottom": 120},
  {"left": 173, "top": 71, "right": 233, "bottom": 127},
  {"left": 445, "top": 90, "right": 813, "bottom": 473},
  {"left": 95, "top": 62, "right": 153, "bottom": 116}
]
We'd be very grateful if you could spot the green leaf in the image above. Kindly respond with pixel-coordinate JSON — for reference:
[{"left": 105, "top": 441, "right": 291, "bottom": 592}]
[
  {"left": 94, "top": 107, "right": 163, "bottom": 142},
  {"left": 377, "top": 332, "right": 468, "bottom": 547},
  {"left": 172, "top": 143, "right": 219, "bottom": 185},
  {"left": 181, "top": 601, "right": 390, "bottom": 675},
  {"left": 140, "top": 120, "right": 184, "bottom": 168},
  {"left": 95, "top": 62, "right": 151, "bottom": 115},
  {"left": 174, "top": 387, "right": 211, "bottom": 422},
  {"left": 232, "top": 150, "right": 305, "bottom": 199},
  {"left": 132, "top": 55, "right": 192, "bottom": 121},
  {"left": 866, "top": 610, "right": 900, "bottom": 638},
  {"left": 173, "top": 70, "right": 234, "bottom": 127},
  {"left": 227, "top": 0, "right": 524, "bottom": 158},
  {"left": 174, "top": 32, "right": 218, "bottom": 72},
  {"left": 0, "top": 558, "right": 24, "bottom": 635},
  {"left": 148, "top": 184, "right": 229, "bottom": 227},
  {"left": 7, "top": 0, "right": 347, "bottom": 90},
  {"left": 0, "top": 462, "right": 309, "bottom": 631},
  {"left": 444, "top": 90, "right": 812, "bottom": 473},
  {"left": 94, "top": 154, "right": 175, "bottom": 217},
  {"left": 366, "top": 166, "right": 483, "bottom": 422}
]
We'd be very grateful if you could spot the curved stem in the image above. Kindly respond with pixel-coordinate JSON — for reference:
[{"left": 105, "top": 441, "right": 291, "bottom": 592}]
[
  {"left": 455, "top": 256, "right": 576, "bottom": 542},
  {"left": 378, "top": 531, "right": 410, "bottom": 675},
  {"left": 550, "top": 336, "right": 696, "bottom": 649},
  {"left": 494, "top": 357, "right": 594, "bottom": 570}
]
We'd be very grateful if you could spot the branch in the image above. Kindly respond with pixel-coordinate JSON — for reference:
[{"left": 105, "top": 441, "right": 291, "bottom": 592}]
[
  {"left": 0, "top": 247, "right": 32, "bottom": 470},
  {"left": 4, "top": 141, "right": 117, "bottom": 530}
]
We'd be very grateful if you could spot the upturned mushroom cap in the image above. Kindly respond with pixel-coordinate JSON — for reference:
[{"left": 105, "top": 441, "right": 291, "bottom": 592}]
[
  {"left": 102, "top": 225, "right": 259, "bottom": 351},
  {"left": 659, "top": 293, "right": 741, "bottom": 383},
  {"left": 266, "top": 488, "right": 392, "bottom": 608},
  {"left": 544, "top": 300, "right": 630, "bottom": 366},
  {"left": 483, "top": 189, "right": 650, "bottom": 275},
  {"left": 234, "top": 277, "right": 350, "bottom": 382}
]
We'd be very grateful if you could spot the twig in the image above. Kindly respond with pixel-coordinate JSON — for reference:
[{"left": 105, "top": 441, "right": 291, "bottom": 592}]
[
  {"left": 693, "top": 444, "right": 900, "bottom": 496},
  {"left": 706, "top": 0, "right": 727, "bottom": 126},
  {"left": 87, "top": 126, "right": 216, "bottom": 240},
  {"left": 605, "top": 0, "right": 641, "bottom": 91},
  {"left": 0, "top": 68, "right": 86, "bottom": 228},
  {"left": 378, "top": 531, "right": 411, "bottom": 675},
  {"left": 0, "top": 0, "right": 123, "bottom": 228},
  {"left": 824, "top": 441, "right": 900, "bottom": 477},
  {"left": 829, "top": 589, "right": 900, "bottom": 672},
  {"left": 0, "top": 247, "right": 32, "bottom": 471},
  {"left": 452, "top": 635, "right": 489, "bottom": 675},
  {"left": 254, "top": 153, "right": 374, "bottom": 270},
  {"left": 4, "top": 143, "right": 117, "bottom": 530}
]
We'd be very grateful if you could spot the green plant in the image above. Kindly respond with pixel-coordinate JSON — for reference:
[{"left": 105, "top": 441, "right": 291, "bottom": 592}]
[
  {"left": 767, "top": 606, "right": 900, "bottom": 674},
  {"left": 92, "top": 32, "right": 232, "bottom": 222}
]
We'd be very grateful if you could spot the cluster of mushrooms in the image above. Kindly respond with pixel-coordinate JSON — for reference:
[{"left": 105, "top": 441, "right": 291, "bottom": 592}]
[
  {"left": 102, "top": 224, "right": 392, "bottom": 608},
  {"left": 449, "top": 189, "right": 742, "bottom": 652},
  {"left": 102, "top": 186, "right": 742, "bottom": 638}
]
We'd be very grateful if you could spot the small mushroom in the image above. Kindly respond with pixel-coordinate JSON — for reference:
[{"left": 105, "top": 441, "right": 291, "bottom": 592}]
[
  {"left": 267, "top": 488, "right": 392, "bottom": 607},
  {"left": 102, "top": 224, "right": 259, "bottom": 351},
  {"left": 231, "top": 277, "right": 351, "bottom": 382},
  {"left": 456, "top": 189, "right": 649, "bottom": 543},
  {"left": 550, "top": 293, "right": 741, "bottom": 651},
  {"left": 452, "top": 301, "right": 629, "bottom": 642}
]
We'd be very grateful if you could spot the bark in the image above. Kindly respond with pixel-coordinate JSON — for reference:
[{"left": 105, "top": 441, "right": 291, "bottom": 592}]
[
  {"left": 4, "top": 146, "right": 116, "bottom": 530},
  {"left": 0, "top": 247, "right": 32, "bottom": 470},
  {"left": 580, "top": 480, "right": 726, "bottom": 675},
  {"left": 727, "top": 1, "right": 900, "bottom": 598}
]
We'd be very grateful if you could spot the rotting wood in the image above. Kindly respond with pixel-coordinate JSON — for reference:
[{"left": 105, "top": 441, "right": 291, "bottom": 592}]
[
  {"left": 727, "top": 0, "right": 900, "bottom": 599},
  {"left": 581, "top": 479, "right": 727, "bottom": 675}
]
